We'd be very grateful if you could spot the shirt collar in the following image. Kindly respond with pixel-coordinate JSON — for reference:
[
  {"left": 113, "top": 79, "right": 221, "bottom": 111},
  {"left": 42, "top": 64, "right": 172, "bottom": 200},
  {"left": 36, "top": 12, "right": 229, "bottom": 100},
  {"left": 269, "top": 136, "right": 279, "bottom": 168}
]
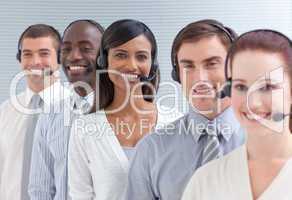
[
  {"left": 189, "top": 107, "right": 240, "bottom": 143},
  {"left": 71, "top": 90, "right": 95, "bottom": 114},
  {"left": 25, "top": 87, "right": 36, "bottom": 107},
  {"left": 215, "top": 107, "right": 241, "bottom": 141}
]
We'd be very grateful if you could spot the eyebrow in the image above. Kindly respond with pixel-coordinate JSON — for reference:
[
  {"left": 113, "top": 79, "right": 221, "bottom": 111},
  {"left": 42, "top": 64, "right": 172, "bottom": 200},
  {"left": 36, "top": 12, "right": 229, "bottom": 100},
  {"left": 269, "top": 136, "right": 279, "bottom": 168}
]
[
  {"left": 78, "top": 40, "right": 94, "bottom": 46},
  {"left": 178, "top": 56, "right": 222, "bottom": 65},
  {"left": 112, "top": 49, "right": 127, "bottom": 53},
  {"left": 61, "top": 41, "right": 71, "bottom": 46},
  {"left": 136, "top": 50, "right": 150, "bottom": 55},
  {"left": 202, "top": 56, "right": 222, "bottom": 64},
  {"left": 112, "top": 49, "right": 150, "bottom": 54},
  {"left": 62, "top": 40, "right": 93, "bottom": 45},
  {"left": 232, "top": 79, "right": 247, "bottom": 83},
  {"left": 258, "top": 78, "right": 280, "bottom": 83},
  {"left": 39, "top": 49, "right": 50, "bottom": 52},
  {"left": 179, "top": 59, "right": 193, "bottom": 64},
  {"left": 22, "top": 48, "right": 51, "bottom": 53}
]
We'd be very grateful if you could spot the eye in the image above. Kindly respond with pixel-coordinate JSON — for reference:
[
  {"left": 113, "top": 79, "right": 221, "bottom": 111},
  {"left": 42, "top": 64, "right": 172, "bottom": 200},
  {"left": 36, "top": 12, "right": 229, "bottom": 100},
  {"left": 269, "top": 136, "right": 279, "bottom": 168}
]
[
  {"left": 81, "top": 46, "right": 94, "bottom": 53},
  {"left": 205, "top": 61, "right": 219, "bottom": 69},
  {"left": 259, "top": 84, "right": 279, "bottom": 92},
  {"left": 114, "top": 53, "right": 127, "bottom": 59},
  {"left": 182, "top": 64, "right": 194, "bottom": 69},
  {"left": 40, "top": 51, "right": 50, "bottom": 57},
  {"left": 233, "top": 83, "right": 248, "bottom": 92},
  {"left": 61, "top": 47, "right": 71, "bottom": 54},
  {"left": 136, "top": 54, "right": 148, "bottom": 62},
  {"left": 22, "top": 52, "right": 32, "bottom": 57}
]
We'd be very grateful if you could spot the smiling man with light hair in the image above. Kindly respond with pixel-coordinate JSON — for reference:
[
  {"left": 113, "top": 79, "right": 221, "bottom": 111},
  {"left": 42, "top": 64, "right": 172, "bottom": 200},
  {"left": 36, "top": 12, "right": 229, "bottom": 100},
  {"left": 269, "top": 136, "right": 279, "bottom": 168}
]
[
  {"left": 126, "top": 19, "right": 246, "bottom": 200},
  {"left": 0, "top": 23, "right": 67, "bottom": 200}
]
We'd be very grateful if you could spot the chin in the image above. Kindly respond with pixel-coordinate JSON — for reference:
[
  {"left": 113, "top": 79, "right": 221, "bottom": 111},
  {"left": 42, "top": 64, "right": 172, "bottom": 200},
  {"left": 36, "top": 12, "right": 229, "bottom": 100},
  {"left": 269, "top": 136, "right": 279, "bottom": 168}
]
[{"left": 190, "top": 100, "right": 216, "bottom": 115}]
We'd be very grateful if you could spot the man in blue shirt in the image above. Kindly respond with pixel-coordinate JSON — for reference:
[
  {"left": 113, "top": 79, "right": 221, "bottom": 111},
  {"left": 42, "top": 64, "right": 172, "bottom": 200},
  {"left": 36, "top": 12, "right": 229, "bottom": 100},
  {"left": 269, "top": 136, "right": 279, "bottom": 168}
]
[
  {"left": 126, "top": 19, "right": 246, "bottom": 200},
  {"left": 28, "top": 19, "right": 103, "bottom": 200}
]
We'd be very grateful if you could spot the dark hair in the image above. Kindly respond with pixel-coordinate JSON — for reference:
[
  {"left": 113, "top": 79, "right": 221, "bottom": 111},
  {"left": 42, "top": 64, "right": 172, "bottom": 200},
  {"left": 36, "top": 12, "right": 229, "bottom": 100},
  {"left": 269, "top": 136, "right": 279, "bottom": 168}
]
[
  {"left": 18, "top": 24, "right": 61, "bottom": 53},
  {"left": 62, "top": 19, "right": 104, "bottom": 38},
  {"left": 171, "top": 19, "right": 237, "bottom": 82},
  {"left": 98, "top": 19, "right": 160, "bottom": 109},
  {"left": 227, "top": 30, "right": 292, "bottom": 132}
]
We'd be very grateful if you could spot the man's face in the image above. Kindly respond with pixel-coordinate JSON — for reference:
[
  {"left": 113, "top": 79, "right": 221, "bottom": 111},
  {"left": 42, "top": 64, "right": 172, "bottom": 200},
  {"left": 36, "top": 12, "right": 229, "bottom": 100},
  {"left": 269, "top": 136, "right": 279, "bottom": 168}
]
[
  {"left": 20, "top": 36, "right": 59, "bottom": 86},
  {"left": 61, "top": 22, "right": 102, "bottom": 87},
  {"left": 177, "top": 36, "right": 228, "bottom": 115}
]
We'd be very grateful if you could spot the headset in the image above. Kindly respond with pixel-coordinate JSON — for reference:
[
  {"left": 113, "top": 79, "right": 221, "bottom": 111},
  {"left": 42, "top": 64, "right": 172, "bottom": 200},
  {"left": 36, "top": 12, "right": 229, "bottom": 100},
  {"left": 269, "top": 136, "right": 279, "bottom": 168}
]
[
  {"left": 16, "top": 24, "right": 62, "bottom": 64},
  {"left": 62, "top": 19, "right": 104, "bottom": 38},
  {"left": 62, "top": 19, "right": 105, "bottom": 69},
  {"left": 171, "top": 19, "right": 237, "bottom": 83},
  {"left": 96, "top": 19, "right": 159, "bottom": 82},
  {"left": 219, "top": 29, "right": 292, "bottom": 99}
]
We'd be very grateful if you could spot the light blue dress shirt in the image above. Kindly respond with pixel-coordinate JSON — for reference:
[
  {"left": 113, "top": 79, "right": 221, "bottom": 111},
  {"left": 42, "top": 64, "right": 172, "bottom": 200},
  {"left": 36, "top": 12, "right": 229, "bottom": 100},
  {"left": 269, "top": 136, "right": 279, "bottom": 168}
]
[
  {"left": 126, "top": 107, "right": 246, "bottom": 200},
  {"left": 28, "top": 93, "right": 93, "bottom": 200}
]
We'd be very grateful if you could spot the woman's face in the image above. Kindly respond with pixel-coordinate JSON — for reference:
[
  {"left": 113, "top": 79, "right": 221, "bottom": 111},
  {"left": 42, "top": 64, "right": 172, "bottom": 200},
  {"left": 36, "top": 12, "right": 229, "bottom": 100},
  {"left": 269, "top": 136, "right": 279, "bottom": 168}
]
[
  {"left": 107, "top": 34, "right": 152, "bottom": 92},
  {"left": 231, "top": 50, "right": 291, "bottom": 134}
]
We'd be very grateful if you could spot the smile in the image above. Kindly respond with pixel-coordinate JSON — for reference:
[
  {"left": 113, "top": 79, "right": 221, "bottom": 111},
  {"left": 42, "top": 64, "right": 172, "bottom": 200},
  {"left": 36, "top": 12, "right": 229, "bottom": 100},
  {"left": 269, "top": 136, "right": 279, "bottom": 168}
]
[
  {"left": 121, "top": 73, "right": 139, "bottom": 82},
  {"left": 193, "top": 82, "right": 216, "bottom": 95},
  {"left": 67, "top": 65, "right": 87, "bottom": 73},
  {"left": 26, "top": 68, "right": 52, "bottom": 76},
  {"left": 243, "top": 112, "right": 271, "bottom": 121}
]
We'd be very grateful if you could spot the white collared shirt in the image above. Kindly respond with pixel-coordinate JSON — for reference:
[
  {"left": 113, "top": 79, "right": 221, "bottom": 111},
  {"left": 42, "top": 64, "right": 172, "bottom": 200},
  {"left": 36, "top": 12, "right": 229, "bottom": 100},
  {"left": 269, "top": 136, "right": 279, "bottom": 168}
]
[
  {"left": 68, "top": 105, "right": 184, "bottom": 200},
  {"left": 182, "top": 145, "right": 292, "bottom": 200},
  {"left": 0, "top": 80, "right": 70, "bottom": 200}
]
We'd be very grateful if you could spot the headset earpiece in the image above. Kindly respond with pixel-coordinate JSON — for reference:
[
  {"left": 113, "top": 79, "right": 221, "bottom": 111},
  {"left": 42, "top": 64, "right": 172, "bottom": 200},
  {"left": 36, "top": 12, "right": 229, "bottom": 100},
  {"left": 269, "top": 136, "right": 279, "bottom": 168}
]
[
  {"left": 219, "top": 78, "right": 232, "bottom": 98},
  {"left": 221, "top": 29, "right": 292, "bottom": 98},
  {"left": 96, "top": 54, "right": 106, "bottom": 69},
  {"left": 96, "top": 20, "right": 159, "bottom": 83},
  {"left": 16, "top": 24, "right": 61, "bottom": 64},
  {"left": 96, "top": 44, "right": 107, "bottom": 69},
  {"left": 62, "top": 19, "right": 105, "bottom": 70},
  {"left": 171, "top": 65, "right": 179, "bottom": 82},
  {"left": 16, "top": 50, "right": 21, "bottom": 62},
  {"left": 171, "top": 20, "right": 237, "bottom": 84}
]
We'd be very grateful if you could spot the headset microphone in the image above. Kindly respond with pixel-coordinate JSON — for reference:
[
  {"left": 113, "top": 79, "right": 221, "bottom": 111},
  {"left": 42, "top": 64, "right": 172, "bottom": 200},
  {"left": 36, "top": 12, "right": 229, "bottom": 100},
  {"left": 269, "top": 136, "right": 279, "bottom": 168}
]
[
  {"left": 216, "top": 81, "right": 232, "bottom": 99},
  {"left": 272, "top": 112, "right": 292, "bottom": 122},
  {"left": 139, "top": 73, "right": 156, "bottom": 82}
]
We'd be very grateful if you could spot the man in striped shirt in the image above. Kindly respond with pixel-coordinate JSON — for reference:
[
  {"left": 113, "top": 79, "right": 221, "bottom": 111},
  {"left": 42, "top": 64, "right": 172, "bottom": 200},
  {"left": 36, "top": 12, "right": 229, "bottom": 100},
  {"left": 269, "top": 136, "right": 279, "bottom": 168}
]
[{"left": 28, "top": 19, "right": 103, "bottom": 200}]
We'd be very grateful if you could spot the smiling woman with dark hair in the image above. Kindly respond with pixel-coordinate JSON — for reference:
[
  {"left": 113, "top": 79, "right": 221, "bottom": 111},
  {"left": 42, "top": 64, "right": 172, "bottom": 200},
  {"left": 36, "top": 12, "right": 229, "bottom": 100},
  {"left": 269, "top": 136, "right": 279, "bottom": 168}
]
[
  {"left": 182, "top": 29, "right": 292, "bottom": 200},
  {"left": 68, "top": 19, "right": 182, "bottom": 200}
]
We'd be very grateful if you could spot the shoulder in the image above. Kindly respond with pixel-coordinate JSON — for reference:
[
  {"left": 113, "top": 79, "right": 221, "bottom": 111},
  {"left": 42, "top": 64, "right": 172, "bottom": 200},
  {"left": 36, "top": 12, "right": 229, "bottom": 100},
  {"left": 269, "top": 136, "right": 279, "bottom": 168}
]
[
  {"left": 156, "top": 104, "right": 184, "bottom": 126},
  {"left": 0, "top": 92, "right": 26, "bottom": 115},
  {"left": 71, "top": 110, "right": 108, "bottom": 140},
  {"left": 183, "top": 145, "right": 245, "bottom": 199},
  {"left": 0, "top": 98, "right": 11, "bottom": 112},
  {"left": 135, "top": 113, "right": 190, "bottom": 155}
]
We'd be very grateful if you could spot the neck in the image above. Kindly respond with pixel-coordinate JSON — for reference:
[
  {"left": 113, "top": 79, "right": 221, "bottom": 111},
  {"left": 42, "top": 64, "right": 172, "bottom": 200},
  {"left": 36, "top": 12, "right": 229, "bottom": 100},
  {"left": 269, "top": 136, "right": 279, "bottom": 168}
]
[
  {"left": 27, "top": 76, "right": 57, "bottom": 93},
  {"left": 74, "top": 81, "right": 95, "bottom": 97},
  {"left": 247, "top": 129, "right": 292, "bottom": 161},
  {"left": 202, "top": 98, "right": 230, "bottom": 120}
]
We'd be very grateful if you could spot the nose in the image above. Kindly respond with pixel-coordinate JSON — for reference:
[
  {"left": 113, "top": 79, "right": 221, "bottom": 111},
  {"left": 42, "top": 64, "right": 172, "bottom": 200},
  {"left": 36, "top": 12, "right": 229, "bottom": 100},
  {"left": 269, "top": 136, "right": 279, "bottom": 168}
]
[
  {"left": 247, "top": 91, "right": 264, "bottom": 112},
  {"left": 126, "top": 57, "right": 139, "bottom": 71},
  {"left": 197, "top": 68, "right": 209, "bottom": 82},
  {"left": 68, "top": 47, "right": 82, "bottom": 61},
  {"left": 32, "top": 54, "right": 42, "bottom": 67}
]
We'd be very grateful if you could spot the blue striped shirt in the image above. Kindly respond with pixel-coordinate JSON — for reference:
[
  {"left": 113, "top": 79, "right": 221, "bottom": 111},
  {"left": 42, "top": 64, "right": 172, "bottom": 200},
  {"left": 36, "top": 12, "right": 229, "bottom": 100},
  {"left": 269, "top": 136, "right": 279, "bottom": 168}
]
[
  {"left": 28, "top": 93, "right": 93, "bottom": 200},
  {"left": 126, "top": 107, "right": 246, "bottom": 200},
  {"left": 28, "top": 103, "right": 75, "bottom": 200}
]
